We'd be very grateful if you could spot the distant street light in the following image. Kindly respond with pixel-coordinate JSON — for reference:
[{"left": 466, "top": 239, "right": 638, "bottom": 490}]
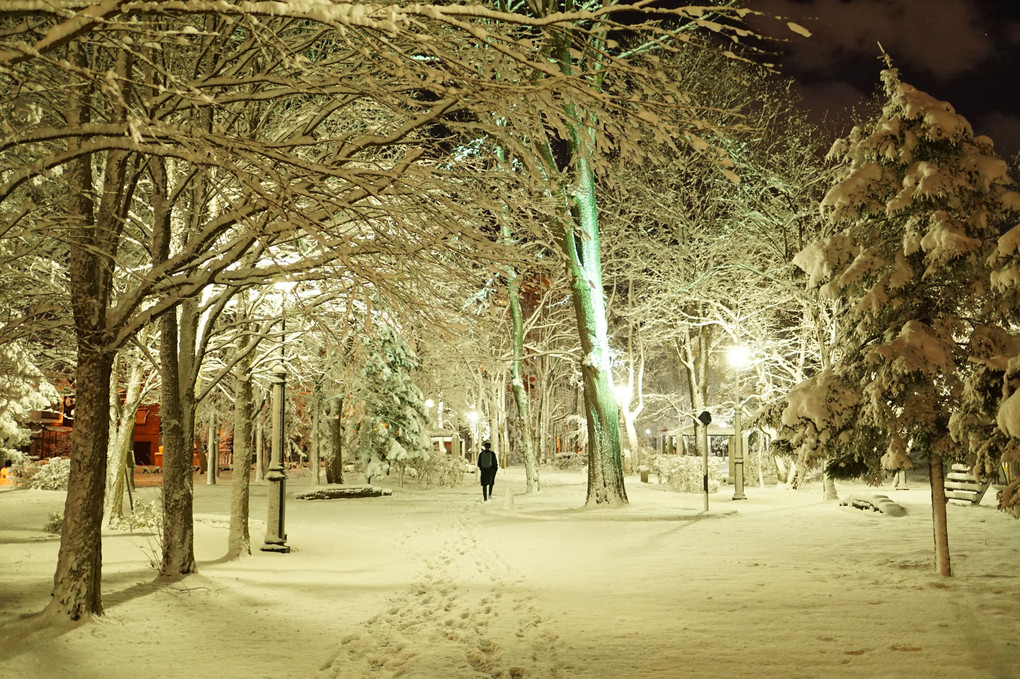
[
  {"left": 467, "top": 409, "right": 480, "bottom": 457},
  {"left": 424, "top": 398, "right": 435, "bottom": 428},
  {"left": 613, "top": 383, "right": 631, "bottom": 407},
  {"left": 727, "top": 346, "right": 750, "bottom": 501}
]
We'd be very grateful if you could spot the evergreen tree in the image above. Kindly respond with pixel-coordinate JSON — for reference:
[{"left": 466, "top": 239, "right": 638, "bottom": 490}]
[
  {"left": 352, "top": 327, "right": 430, "bottom": 483},
  {"left": 0, "top": 342, "right": 58, "bottom": 462},
  {"left": 785, "top": 66, "right": 1017, "bottom": 575}
]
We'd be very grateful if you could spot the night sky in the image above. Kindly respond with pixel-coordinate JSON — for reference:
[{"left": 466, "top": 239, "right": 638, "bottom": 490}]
[{"left": 748, "top": 0, "right": 1020, "bottom": 159}]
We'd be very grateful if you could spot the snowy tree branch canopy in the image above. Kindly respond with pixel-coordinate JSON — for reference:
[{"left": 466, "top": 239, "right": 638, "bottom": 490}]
[{"left": 0, "top": 0, "right": 787, "bottom": 354}]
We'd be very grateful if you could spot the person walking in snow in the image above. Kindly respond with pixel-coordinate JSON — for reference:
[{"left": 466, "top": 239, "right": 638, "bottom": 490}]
[{"left": 477, "top": 441, "right": 498, "bottom": 501}]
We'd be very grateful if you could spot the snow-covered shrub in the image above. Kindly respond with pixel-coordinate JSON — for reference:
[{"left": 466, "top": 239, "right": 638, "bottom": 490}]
[
  {"left": 411, "top": 453, "right": 465, "bottom": 488},
  {"left": 999, "top": 479, "right": 1020, "bottom": 520},
  {"left": 43, "top": 511, "right": 63, "bottom": 534},
  {"left": 108, "top": 500, "right": 163, "bottom": 569},
  {"left": 0, "top": 341, "right": 60, "bottom": 463},
  {"left": 108, "top": 499, "right": 163, "bottom": 533},
  {"left": 9, "top": 455, "right": 70, "bottom": 490},
  {"left": 27, "top": 457, "right": 71, "bottom": 490},
  {"left": 4, "top": 448, "right": 28, "bottom": 474},
  {"left": 649, "top": 454, "right": 724, "bottom": 493},
  {"left": 551, "top": 454, "right": 585, "bottom": 470}
]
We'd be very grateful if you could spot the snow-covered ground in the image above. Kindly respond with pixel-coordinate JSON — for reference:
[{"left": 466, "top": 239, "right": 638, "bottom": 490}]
[{"left": 1, "top": 467, "right": 1018, "bottom": 679}]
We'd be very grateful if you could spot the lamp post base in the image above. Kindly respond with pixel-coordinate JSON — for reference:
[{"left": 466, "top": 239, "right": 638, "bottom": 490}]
[
  {"left": 260, "top": 542, "right": 292, "bottom": 553},
  {"left": 732, "top": 460, "right": 746, "bottom": 500}
]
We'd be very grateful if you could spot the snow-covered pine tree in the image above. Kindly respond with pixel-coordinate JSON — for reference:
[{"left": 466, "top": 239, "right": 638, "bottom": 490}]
[
  {"left": 787, "top": 66, "right": 1017, "bottom": 575},
  {"left": 352, "top": 327, "right": 430, "bottom": 484},
  {"left": 951, "top": 161, "right": 1020, "bottom": 521},
  {"left": 0, "top": 341, "right": 58, "bottom": 462}
]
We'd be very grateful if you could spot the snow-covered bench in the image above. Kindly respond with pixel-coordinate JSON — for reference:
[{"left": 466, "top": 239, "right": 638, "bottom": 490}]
[{"left": 944, "top": 464, "right": 991, "bottom": 505}]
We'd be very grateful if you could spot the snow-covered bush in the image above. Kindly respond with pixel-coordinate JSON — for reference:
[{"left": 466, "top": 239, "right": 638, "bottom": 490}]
[
  {"left": 999, "top": 480, "right": 1020, "bottom": 520},
  {"left": 107, "top": 500, "right": 163, "bottom": 569},
  {"left": 411, "top": 453, "right": 465, "bottom": 488},
  {"left": 43, "top": 511, "right": 63, "bottom": 534},
  {"left": 108, "top": 499, "right": 163, "bottom": 533},
  {"left": 649, "top": 454, "right": 724, "bottom": 493},
  {"left": 9, "top": 455, "right": 70, "bottom": 490},
  {"left": 0, "top": 341, "right": 59, "bottom": 463},
  {"left": 29, "top": 457, "right": 70, "bottom": 490},
  {"left": 551, "top": 454, "right": 586, "bottom": 470}
]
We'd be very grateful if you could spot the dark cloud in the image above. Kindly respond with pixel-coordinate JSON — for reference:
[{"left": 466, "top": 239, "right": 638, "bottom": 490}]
[
  {"left": 976, "top": 112, "right": 1020, "bottom": 160},
  {"left": 748, "top": 0, "right": 1020, "bottom": 158},
  {"left": 755, "top": 0, "right": 991, "bottom": 78}
]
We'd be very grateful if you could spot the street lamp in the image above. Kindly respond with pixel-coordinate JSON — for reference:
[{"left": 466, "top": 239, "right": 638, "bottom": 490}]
[
  {"left": 727, "top": 346, "right": 750, "bottom": 501},
  {"left": 262, "top": 279, "right": 295, "bottom": 553},
  {"left": 689, "top": 410, "right": 712, "bottom": 512},
  {"left": 261, "top": 363, "right": 290, "bottom": 552},
  {"left": 613, "top": 383, "right": 631, "bottom": 408},
  {"left": 466, "top": 409, "right": 480, "bottom": 459}
]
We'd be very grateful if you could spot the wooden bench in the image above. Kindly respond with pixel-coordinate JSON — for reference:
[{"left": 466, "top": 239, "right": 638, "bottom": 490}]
[{"left": 944, "top": 464, "right": 991, "bottom": 505}]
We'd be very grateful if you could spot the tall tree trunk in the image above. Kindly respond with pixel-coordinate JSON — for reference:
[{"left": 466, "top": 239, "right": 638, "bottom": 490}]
[
  {"left": 508, "top": 264, "right": 539, "bottom": 492},
  {"left": 486, "top": 377, "right": 499, "bottom": 461},
  {"left": 558, "top": 155, "right": 626, "bottom": 505},
  {"left": 619, "top": 285, "right": 645, "bottom": 470},
  {"left": 106, "top": 348, "right": 146, "bottom": 522},
  {"left": 159, "top": 308, "right": 197, "bottom": 576},
  {"left": 678, "top": 324, "right": 713, "bottom": 461},
  {"left": 206, "top": 414, "right": 218, "bottom": 485},
  {"left": 310, "top": 380, "right": 322, "bottom": 486},
  {"left": 227, "top": 360, "right": 254, "bottom": 559},
  {"left": 48, "top": 41, "right": 120, "bottom": 619},
  {"left": 106, "top": 418, "right": 137, "bottom": 522},
  {"left": 255, "top": 413, "right": 265, "bottom": 482},
  {"left": 49, "top": 348, "right": 114, "bottom": 619},
  {"left": 178, "top": 297, "right": 200, "bottom": 476},
  {"left": 150, "top": 157, "right": 196, "bottom": 577},
  {"left": 822, "top": 472, "right": 839, "bottom": 501},
  {"left": 929, "top": 453, "right": 952, "bottom": 576},
  {"left": 324, "top": 397, "right": 344, "bottom": 484}
]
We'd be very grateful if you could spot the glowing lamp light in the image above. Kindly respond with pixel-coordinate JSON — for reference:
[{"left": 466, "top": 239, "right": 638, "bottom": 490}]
[{"left": 727, "top": 346, "right": 751, "bottom": 369}]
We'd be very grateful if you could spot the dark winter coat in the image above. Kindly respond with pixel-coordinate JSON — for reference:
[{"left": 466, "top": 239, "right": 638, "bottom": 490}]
[{"left": 477, "top": 448, "right": 498, "bottom": 486}]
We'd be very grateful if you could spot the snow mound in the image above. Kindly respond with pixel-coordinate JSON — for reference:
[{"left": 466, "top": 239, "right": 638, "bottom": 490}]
[
  {"left": 295, "top": 485, "right": 393, "bottom": 500},
  {"left": 840, "top": 493, "right": 907, "bottom": 517}
]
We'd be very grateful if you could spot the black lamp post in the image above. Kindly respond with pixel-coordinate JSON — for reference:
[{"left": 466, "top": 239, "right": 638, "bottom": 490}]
[
  {"left": 262, "top": 278, "right": 294, "bottom": 553},
  {"left": 727, "top": 346, "right": 750, "bottom": 501},
  {"left": 261, "top": 362, "right": 290, "bottom": 553}
]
